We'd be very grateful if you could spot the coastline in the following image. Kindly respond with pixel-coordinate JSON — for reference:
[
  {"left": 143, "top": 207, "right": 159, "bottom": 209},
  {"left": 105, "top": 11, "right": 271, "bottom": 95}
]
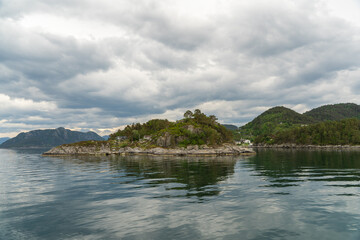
[
  {"left": 42, "top": 144, "right": 256, "bottom": 156},
  {"left": 253, "top": 144, "right": 360, "bottom": 149}
]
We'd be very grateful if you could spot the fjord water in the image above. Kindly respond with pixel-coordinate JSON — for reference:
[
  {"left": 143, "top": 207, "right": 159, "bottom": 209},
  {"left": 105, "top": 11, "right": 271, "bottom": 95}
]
[{"left": 1, "top": 149, "right": 359, "bottom": 239}]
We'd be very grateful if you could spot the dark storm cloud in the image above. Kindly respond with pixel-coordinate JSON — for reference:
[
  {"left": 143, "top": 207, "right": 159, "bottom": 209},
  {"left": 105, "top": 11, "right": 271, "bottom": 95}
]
[{"left": 0, "top": 0, "right": 360, "bottom": 136}]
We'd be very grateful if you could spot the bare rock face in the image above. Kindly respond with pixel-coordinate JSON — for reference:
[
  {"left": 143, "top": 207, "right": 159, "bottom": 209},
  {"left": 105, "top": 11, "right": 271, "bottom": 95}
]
[
  {"left": 156, "top": 132, "right": 173, "bottom": 147},
  {"left": 155, "top": 124, "right": 203, "bottom": 148},
  {"left": 156, "top": 132, "right": 187, "bottom": 147},
  {"left": 186, "top": 145, "right": 199, "bottom": 150},
  {"left": 43, "top": 143, "right": 112, "bottom": 155},
  {"left": 185, "top": 125, "right": 196, "bottom": 133},
  {"left": 185, "top": 125, "right": 202, "bottom": 134},
  {"left": 149, "top": 148, "right": 168, "bottom": 154}
]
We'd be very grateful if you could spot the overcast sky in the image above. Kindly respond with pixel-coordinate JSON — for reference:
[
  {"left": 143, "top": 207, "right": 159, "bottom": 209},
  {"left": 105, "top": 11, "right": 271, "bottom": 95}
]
[{"left": 1, "top": 0, "right": 360, "bottom": 137}]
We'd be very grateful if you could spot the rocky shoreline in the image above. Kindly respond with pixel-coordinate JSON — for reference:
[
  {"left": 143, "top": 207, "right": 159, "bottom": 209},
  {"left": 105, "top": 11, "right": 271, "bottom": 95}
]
[
  {"left": 42, "top": 144, "right": 255, "bottom": 156},
  {"left": 253, "top": 144, "right": 360, "bottom": 149}
]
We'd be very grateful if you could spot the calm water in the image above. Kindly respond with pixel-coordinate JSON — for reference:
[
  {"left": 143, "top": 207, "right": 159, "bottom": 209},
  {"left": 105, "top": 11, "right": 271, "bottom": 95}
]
[{"left": 0, "top": 148, "right": 360, "bottom": 240}]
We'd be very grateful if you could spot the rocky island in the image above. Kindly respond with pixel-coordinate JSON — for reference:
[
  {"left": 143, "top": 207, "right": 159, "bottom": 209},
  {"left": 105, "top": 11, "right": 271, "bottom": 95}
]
[{"left": 43, "top": 110, "right": 255, "bottom": 156}]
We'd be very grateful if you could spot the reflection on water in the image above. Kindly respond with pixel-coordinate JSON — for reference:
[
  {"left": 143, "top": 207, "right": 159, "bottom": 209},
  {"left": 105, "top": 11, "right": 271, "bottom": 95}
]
[
  {"left": 92, "top": 155, "right": 235, "bottom": 199},
  {"left": 53, "top": 154, "right": 239, "bottom": 201},
  {"left": 249, "top": 149, "right": 360, "bottom": 190},
  {"left": 0, "top": 149, "right": 360, "bottom": 239}
]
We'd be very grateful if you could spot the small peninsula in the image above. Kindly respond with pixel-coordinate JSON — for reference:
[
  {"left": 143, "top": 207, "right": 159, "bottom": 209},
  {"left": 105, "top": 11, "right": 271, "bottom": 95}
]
[{"left": 43, "top": 110, "right": 255, "bottom": 156}]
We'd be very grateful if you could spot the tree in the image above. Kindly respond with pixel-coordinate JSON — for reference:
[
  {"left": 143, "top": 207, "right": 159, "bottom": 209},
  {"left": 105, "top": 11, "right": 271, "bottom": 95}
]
[
  {"left": 209, "top": 115, "right": 217, "bottom": 123},
  {"left": 184, "top": 110, "right": 193, "bottom": 119},
  {"left": 194, "top": 109, "right": 201, "bottom": 116}
]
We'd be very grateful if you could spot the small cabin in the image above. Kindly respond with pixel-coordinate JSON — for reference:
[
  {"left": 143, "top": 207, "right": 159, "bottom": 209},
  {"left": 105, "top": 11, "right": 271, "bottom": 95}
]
[{"left": 244, "top": 139, "right": 252, "bottom": 145}]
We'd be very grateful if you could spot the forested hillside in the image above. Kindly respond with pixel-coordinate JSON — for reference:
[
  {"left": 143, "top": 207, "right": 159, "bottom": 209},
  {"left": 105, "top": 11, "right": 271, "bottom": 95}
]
[
  {"left": 303, "top": 103, "right": 360, "bottom": 122},
  {"left": 239, "top": 103, "right": 360, "bottom": 144},
  {"left": 110, "top": 109, "right": 233, "bottom": 147},
  {"left": 239, "top": 106, "right": 315, "bottom": 139},
  {"left": 267, "top": 118, "right": 360, "bottom": 145}
]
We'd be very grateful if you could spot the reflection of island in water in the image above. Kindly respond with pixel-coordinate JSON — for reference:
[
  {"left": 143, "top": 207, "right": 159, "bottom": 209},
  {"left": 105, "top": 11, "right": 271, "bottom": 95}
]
[
  {"left": 57, "top": 155, "right": 248, "bottom": 199},
  {"left": 247, "top": 149, "right": 360, "bottom": 189}
]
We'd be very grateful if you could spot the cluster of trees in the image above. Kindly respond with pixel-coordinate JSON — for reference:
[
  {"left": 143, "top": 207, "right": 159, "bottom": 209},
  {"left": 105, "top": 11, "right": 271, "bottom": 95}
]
[
  {"left": 255, "top": 118, "right": 360, "bottom": 145},
  {"left": 176, "top": 109, "right": 233, "bottom": 146},
  {"left": 109, "top": 109, "right": 233, "bottom": 146},
  {"left": 109, "top": 119, "right": 171, "bottom": 141}
]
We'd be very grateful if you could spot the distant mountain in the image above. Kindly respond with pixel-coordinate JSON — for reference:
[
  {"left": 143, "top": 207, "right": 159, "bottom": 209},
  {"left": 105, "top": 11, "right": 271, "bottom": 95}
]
[
  {"left": 0, "top": 137, "right": 10, "bottom": 144},
  {"left": 0, "top": 127, "right": 104, "bottom": 149},
  {"left": 102, "top": 135, "right": 110, "bottom": 140},
  {"left": 222, "top": 124, "right": 238, "bottom": 131},
  {"left": 303, "top": 103, "right": 360, "bottom": 122},
  {"left": 240, "top": 106, "right": 315, "bottom": 137}
]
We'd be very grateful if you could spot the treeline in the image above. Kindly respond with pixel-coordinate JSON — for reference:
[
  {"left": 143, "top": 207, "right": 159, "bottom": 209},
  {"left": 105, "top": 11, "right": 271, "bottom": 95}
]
[
  {"left": 168, "top": 109, "right": 233, "bottom": 146},
  {"left": 303, "top": 103, "right": 360, "bottom": 122},
  {"left": 110, "top": 109, "right": 233, "bottom": 146},
  {"left": 255, "top": 118, "right": 360, "bottom": 145},
  {"left": 110, "top": 119, "right": 171, "bottom": 141},
  {"left": 239, "top": 106, "right": 314, "bottom": 141}
]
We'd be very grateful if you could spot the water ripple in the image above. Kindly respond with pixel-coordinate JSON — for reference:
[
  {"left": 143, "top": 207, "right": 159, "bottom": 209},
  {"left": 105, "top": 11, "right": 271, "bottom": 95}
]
[{"left": 1, "top": 149, "right": 360, "bottom": 239}]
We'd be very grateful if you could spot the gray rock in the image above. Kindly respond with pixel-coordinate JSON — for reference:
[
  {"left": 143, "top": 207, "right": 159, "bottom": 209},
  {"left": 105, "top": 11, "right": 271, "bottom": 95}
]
[
  {"left": 186, "top": 145, "right": 199, "bottom": 150},
  {"left": 43, "top": 143, "right": 256, "bottom": 156},
  {"left": 156, "top": 132, "right": 173, "bottom": 147}
]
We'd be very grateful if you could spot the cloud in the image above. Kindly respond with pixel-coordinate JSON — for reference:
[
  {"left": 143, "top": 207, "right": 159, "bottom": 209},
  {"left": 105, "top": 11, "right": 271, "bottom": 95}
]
[
  {"left": 0, "top": 94, "right": 56, "bottom": 115},
  {"left": 0, "top": 19, "right": 113, "bottom": 82},
  {"left": 0, "top": 0, "right": 360, "bottom": 136}
]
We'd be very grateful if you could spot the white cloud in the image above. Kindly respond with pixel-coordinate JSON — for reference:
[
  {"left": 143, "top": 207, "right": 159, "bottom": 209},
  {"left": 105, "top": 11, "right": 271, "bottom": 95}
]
[
  {"left": 325, "top": 0, "right": 360, "bottom": 27},
  {"left": 0, "top": 94, "right": 56, "bottom": 113},
  {"left": 18, "top": 13, "right": 127, "bottom": 40},
  {"left": 0, "top": 0, "right": 360, "bottom": 136}
]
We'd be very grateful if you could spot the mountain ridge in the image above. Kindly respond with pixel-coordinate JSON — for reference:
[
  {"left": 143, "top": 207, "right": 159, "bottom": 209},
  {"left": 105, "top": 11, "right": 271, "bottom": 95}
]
[
  {"left": 0, "top": 137, "right": 10, "bottom": 145},
  {"left": 0, "top": 127, "right": 104, "bottom": 149}
]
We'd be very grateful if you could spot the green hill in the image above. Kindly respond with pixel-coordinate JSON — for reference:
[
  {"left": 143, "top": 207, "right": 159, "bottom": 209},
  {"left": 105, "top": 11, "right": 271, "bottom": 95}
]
[
  {"left": 239, "top": 106, "right": 315, "bottom": 139},
  {"left": 109, "top": 109, "right": 233, "bottom": 147},
  {"left": 303, "top": 103, "right": 360, "bottom": 122},
  {"left": 222, "top": 124, "right": 238, "bottom": 131},
  {"left": 239, "top": 103, "right": 360, "bottom": 145}
]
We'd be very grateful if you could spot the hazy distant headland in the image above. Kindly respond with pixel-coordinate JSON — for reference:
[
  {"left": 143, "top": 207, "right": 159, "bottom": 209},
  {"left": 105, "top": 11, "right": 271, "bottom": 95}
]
[
  {"left": 0, "top": 137, "right": 10, "bottom": 145},
  {"left": 0, "top": 127, "right": 104, "bottom": 149}
]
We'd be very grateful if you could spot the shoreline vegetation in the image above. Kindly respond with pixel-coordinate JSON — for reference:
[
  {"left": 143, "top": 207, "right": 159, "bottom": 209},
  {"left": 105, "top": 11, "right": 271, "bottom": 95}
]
[
  {"left": 43, "top": 109, "right": 255, "bottom": 156},
  {"left": 253, "top": 144, "right": 360, "bottom": 149},
  {"left": 253, "top": 118, "right": 360, "bottom": 146}
]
